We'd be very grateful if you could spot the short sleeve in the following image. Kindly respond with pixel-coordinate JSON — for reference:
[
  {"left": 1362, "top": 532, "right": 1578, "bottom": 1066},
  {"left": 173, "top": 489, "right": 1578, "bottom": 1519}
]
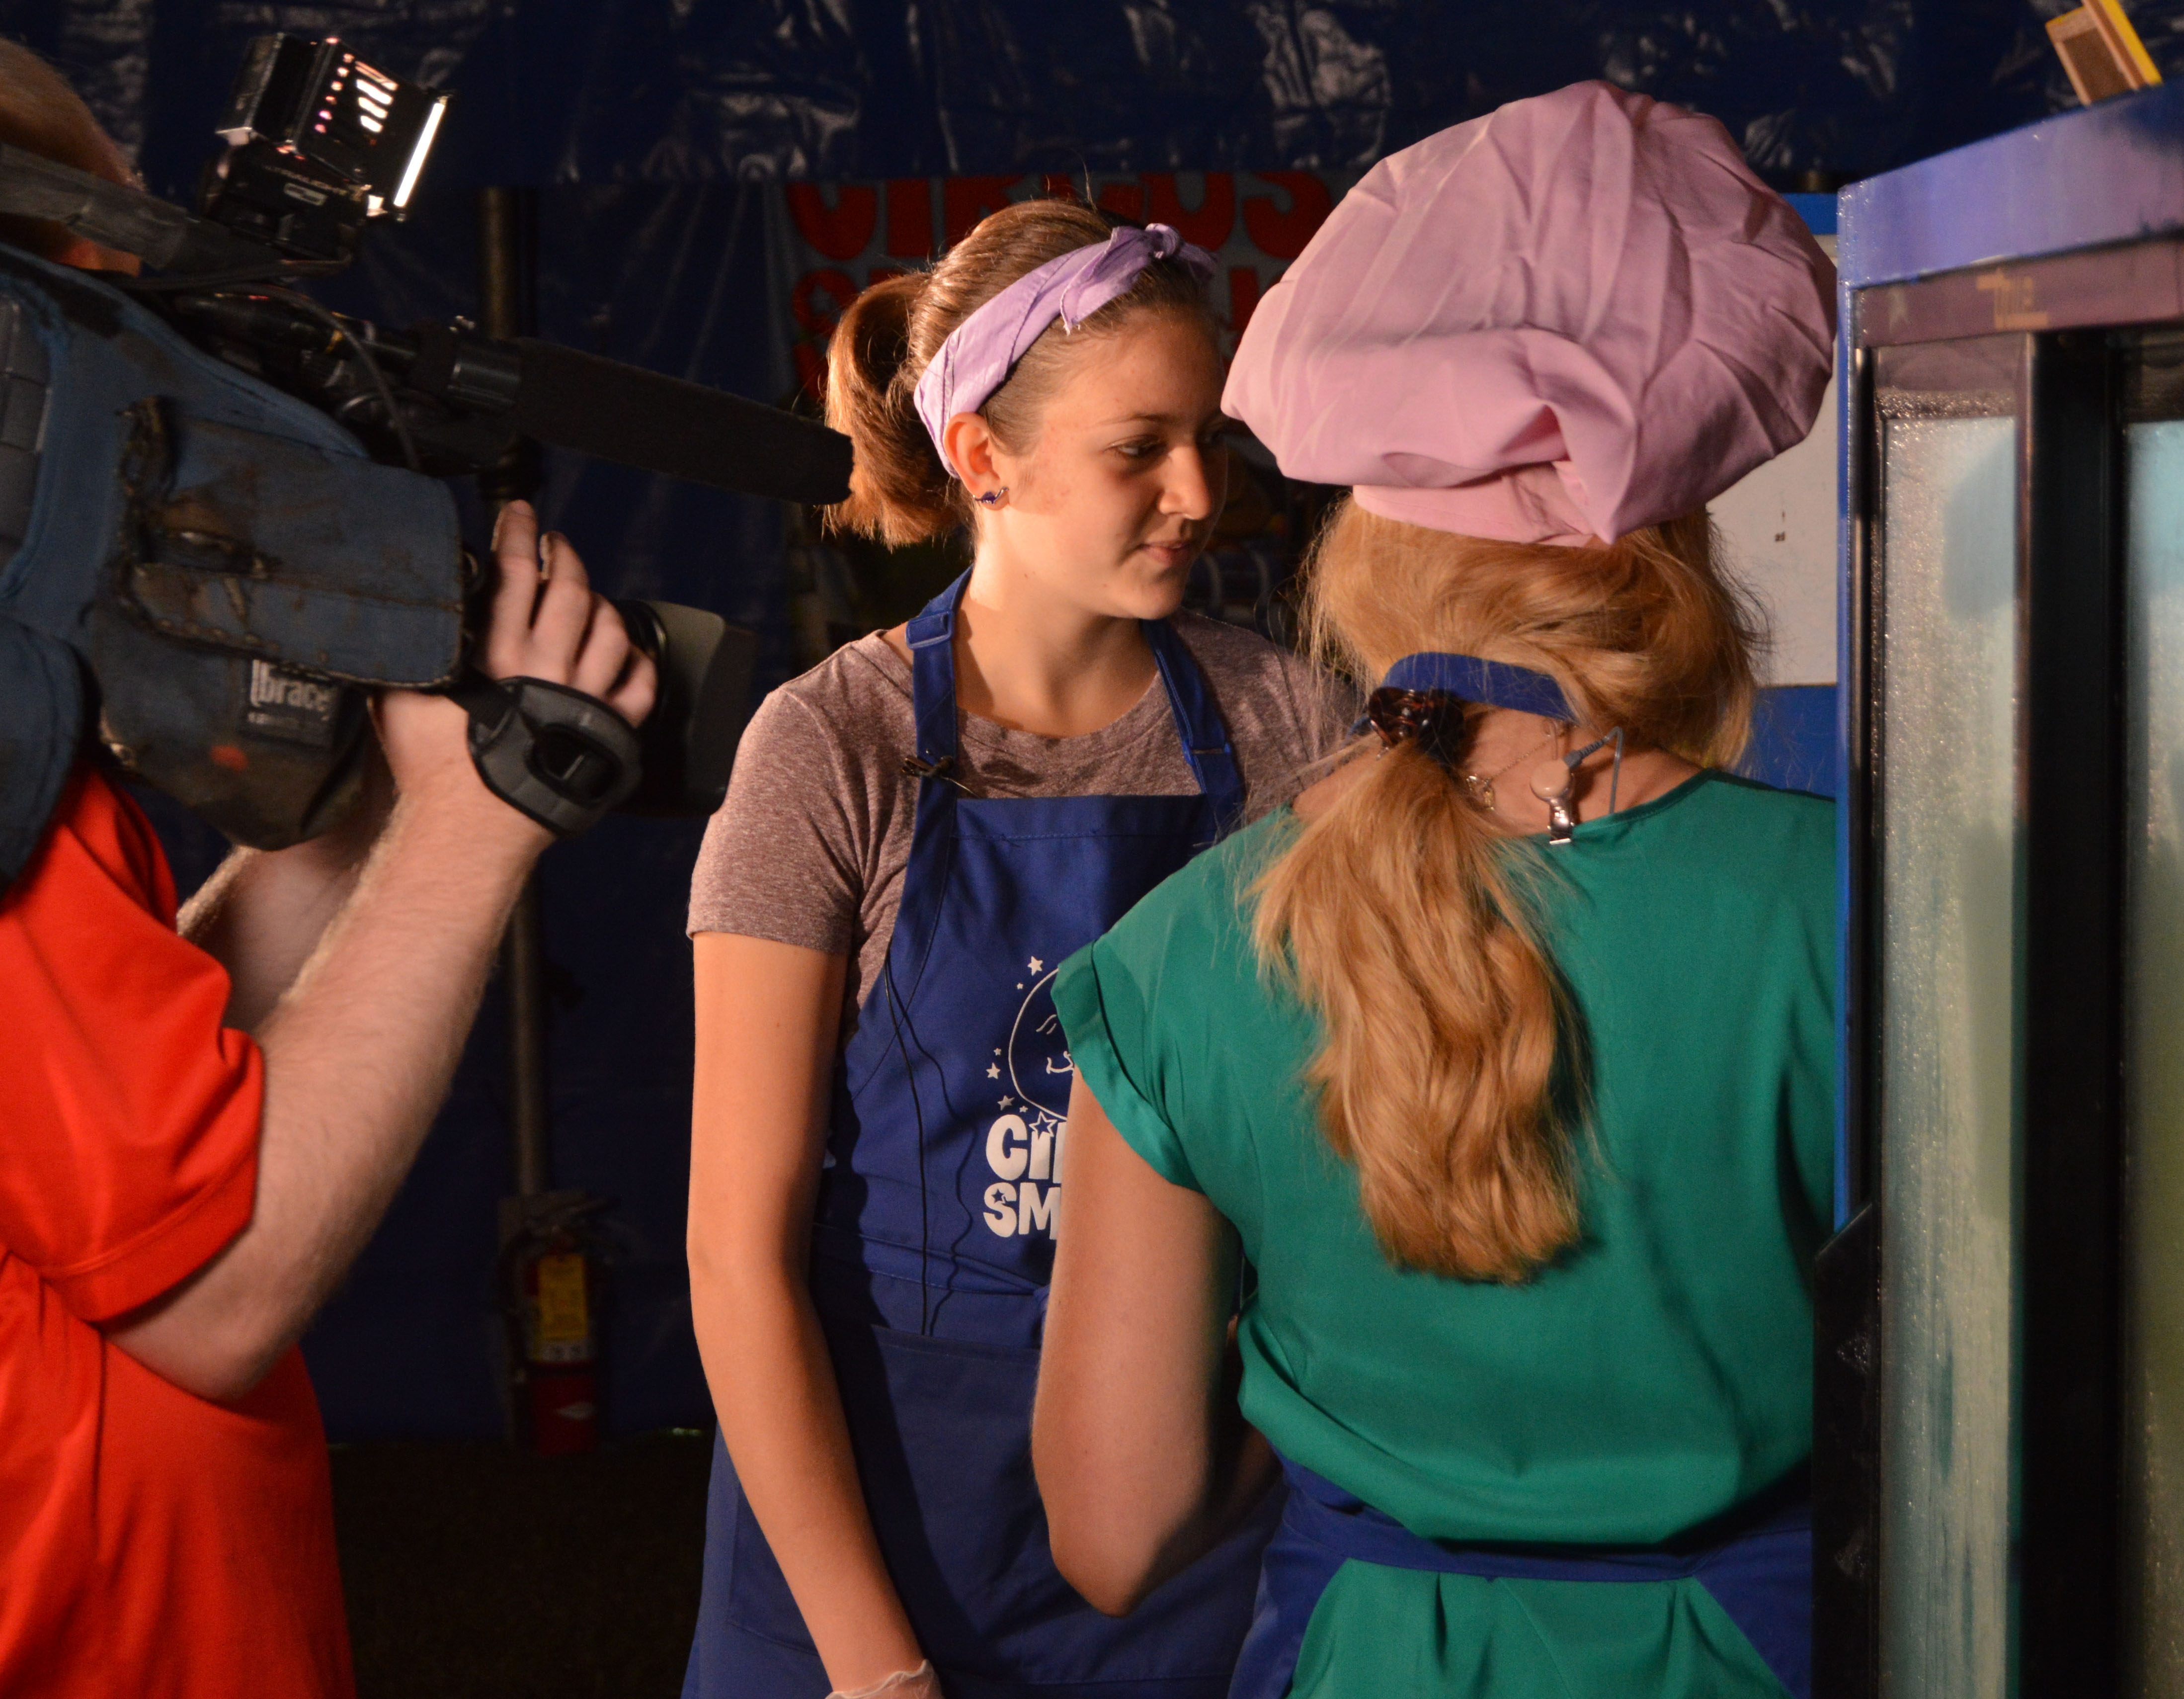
[
  {"left": 0, "top": 767, "right": 262, "bottom": 1324},
  {"left": 688, "top": 683, "right": 864, "bottom": 953},
  {"left": 1052, "top": 934, "right": 1203, "bottom": 1193}
]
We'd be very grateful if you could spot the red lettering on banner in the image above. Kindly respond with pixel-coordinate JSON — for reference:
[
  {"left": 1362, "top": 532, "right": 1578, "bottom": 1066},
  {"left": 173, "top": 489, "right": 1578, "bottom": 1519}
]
[
  {"left": 1042, "top": 173, "right": 1079, "bottom": 200},
  {"left": 793, "top": 268, "right": 861, "bottom": 336},
  {"left": 886, "top": 179, "right": 933, "bottom": 258},
  {"left": 1145, "top": 173, "right": 1235, "bottom": 249},
  {"left": 1096, "top": 179, "right": 1147, "bottom": 222},
  {"left": 1228, "top": 266, "right": 1264, "bottom": 338},
  {"left": 1242, "top": 172, "right": 1333, "bottom": 259},
  {"left": 786, "top": 184, "right": 878, "bottom": 261},
  {"left": 944, "top": 176, "right": 1021, "bottom": 244}
]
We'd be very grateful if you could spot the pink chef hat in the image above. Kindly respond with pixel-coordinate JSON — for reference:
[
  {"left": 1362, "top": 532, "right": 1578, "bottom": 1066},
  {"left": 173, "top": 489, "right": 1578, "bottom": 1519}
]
[{"left": 1223, "top": 82, "right": 1837, "bottom": 546}]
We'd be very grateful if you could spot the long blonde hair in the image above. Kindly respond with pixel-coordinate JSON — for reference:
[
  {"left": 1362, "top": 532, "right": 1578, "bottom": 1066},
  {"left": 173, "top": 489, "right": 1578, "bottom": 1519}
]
[{"left": 1253, "top": 500, "right": 1764, "bottom": 1282}]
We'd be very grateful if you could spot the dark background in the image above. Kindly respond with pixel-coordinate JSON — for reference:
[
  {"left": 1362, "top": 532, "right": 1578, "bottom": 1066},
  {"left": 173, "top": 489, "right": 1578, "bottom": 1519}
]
[{"left": 4, "top": 0, "right": 2163, "bottom": 1450}]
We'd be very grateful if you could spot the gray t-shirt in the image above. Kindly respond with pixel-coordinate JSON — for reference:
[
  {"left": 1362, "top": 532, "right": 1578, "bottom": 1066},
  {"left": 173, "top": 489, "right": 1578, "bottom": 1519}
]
[{"left": 688, "top": 612, "right": 1356, "bottom": 1034}]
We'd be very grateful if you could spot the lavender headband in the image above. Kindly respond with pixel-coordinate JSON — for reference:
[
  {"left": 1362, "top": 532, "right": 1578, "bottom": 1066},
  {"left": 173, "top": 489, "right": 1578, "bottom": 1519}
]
[{"left": 912, "top": 223, "right": 1217, "bottom": 477}]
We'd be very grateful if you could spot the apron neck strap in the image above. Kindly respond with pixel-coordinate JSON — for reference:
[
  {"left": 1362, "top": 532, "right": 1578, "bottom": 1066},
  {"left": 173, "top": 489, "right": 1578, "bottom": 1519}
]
[
  {"left": 904, "top": 572, "right": 970, "bottom": 769},
  {"left": 905, "top": 572, "right": 1244, "bottom": 829}
]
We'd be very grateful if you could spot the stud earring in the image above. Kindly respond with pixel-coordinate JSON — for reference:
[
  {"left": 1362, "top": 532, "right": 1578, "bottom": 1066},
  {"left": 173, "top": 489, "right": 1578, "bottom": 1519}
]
[{"left": 974, "top": 487, "right": 1008, "bottom": 508}]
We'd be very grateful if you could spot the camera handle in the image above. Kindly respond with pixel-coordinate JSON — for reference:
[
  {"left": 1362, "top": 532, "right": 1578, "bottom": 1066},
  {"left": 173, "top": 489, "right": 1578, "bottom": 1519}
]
[{"left": 444, "top": 672, "right": 641, "bottom": 837}]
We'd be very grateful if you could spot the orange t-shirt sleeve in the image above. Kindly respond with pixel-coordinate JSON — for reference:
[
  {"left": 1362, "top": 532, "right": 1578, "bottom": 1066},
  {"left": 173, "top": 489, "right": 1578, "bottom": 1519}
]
[{"left": 0, "top": 767, "right": 263, "bottom": 1324}]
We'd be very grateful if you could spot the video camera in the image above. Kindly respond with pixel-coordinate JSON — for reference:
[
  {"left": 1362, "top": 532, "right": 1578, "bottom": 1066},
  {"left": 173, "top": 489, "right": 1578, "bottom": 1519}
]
[{"left": 0, "top": 35, "right": 853, "bottom": 885}]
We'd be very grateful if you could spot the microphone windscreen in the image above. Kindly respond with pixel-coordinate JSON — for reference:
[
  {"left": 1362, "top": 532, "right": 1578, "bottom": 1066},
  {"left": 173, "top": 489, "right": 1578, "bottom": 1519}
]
[{"left": 507, "top": 340, "right": 851, "bottom": 506}]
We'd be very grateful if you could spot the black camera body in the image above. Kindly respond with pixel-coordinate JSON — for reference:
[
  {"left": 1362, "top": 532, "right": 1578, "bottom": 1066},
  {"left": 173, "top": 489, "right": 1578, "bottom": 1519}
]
[{"left": 0, "top": 36, "right": 851, "bottom": 875}]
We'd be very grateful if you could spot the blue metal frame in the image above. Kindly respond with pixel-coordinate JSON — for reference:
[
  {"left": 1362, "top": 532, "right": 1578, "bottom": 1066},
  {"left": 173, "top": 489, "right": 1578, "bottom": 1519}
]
[
  {"left": 1830, "top": 81, "right": 2184, "bottom": 1225},
  {"left": 1839, "top": 82, "right": 2184, "bottom": 293},
  {"left": 1832, "top": 340, "right": 1856, "bottom": 1229}
]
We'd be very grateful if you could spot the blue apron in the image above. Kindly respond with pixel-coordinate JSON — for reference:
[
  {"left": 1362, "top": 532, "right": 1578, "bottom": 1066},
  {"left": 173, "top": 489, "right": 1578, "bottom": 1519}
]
[
  {"left": 1230, "top": 1457, "right": 1811, "bottom": 1699},
  {"left": 685, "top": 572, "right": 1277, "bottom": 1699}
]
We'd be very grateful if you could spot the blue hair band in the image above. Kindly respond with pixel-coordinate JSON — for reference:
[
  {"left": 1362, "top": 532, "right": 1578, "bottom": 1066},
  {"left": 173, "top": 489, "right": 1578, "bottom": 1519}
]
[{"left": 1377, "top": 653, "right": 1573, "bottom": 722}]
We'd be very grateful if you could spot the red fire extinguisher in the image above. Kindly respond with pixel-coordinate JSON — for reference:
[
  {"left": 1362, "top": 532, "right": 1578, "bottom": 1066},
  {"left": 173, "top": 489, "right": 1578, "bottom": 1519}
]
[{"left": 500, "top": 1191, "right": 609, "bottom": 1456}]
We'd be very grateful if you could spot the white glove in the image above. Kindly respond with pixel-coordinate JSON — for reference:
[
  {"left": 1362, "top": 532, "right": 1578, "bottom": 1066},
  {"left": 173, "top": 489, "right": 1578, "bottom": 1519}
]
[{"left": 828, "top": 1660, "right": 942, "bottom": 1699}]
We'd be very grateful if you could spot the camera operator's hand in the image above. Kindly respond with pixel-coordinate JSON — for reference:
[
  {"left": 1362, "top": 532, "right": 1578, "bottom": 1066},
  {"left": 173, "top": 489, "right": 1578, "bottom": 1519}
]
[
  {"left": 376, "top": 501, "right": 657, "bottom": 842},
  {"left": 482, "top": 500, "right": 659, "bottom": 724},
  {"left": 109, "top": 505, "right": 656, "bottom": 1404}
]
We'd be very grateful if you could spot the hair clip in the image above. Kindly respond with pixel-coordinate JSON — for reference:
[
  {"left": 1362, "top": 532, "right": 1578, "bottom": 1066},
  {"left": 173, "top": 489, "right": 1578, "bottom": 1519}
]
[{"left": 1365, "top": 686, "right": 1457, "bottom": 758}]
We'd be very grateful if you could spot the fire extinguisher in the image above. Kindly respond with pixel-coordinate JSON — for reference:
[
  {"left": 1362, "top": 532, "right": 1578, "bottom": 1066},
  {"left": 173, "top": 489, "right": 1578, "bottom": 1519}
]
[{"left": 499, "top": 1190, "right": 610, "bottom": 1456}]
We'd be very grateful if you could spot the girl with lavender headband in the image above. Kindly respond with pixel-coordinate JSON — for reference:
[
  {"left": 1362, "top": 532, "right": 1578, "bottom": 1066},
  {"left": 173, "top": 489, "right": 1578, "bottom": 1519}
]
[
  {"left": 910, "top": 222, "right": 1216, "bottom": 465},
  {"left": 682, "top": 196, "right": 1354, "bottom": 1699},
  {"left": 1037, "top": 83, "right": 1836, "bottom": 1699}
]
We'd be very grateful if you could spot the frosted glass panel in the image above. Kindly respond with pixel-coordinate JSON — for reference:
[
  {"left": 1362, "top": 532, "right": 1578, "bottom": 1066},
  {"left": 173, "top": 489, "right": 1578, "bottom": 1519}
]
[
  {"left": 2124, "top": 418, "right": 2184, "bottom": 1697},
  {"left": 1876, "top": 413, "right": 2020, "bottom": 1699}
]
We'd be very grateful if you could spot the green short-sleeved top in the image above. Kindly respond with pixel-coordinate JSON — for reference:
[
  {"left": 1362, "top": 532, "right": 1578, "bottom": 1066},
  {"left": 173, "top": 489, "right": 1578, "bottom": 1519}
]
[{"left": 1053, "top": 770, "right": 1836, "bottom": 1548}]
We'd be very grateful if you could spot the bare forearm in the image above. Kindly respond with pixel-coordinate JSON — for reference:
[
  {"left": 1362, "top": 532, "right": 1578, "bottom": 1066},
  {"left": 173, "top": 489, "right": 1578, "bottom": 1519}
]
[
  {"left": 181, "top": 761, "right": 392, "bottom": 1029},
  {"left": 693, "top": 1259, "right": 924, "bottom": 1691},
  {"left": 1038, "top": 1337, "right": 1274, "bottom": 1614},
  {"left": 246, "top": 801, "right": 532, "bottom": 1326},
  {"left": 112, "top": 796, "right": 538, "bottom": 1394},
  {"left": 1036, "top": 1079, "right": 1275, "bottom": 1614},
  {"left": 112, "top": 503, "right": 650, "bottom": 1401},
  {"left": 687, "top": 936, "right": 911, "bottom": 1689},
  {"left": 1128, "top": 1366, "right": 1279, "bottom": 1604},
  {"left": 180, "top": 842, "right": 366, "bottom": 1029}
]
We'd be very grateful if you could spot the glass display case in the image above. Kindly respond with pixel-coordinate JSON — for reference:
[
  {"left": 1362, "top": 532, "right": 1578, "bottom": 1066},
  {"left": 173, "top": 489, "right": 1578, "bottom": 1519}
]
[{"left": 1823, "top": 82, "right": 2184, "bottom": 1699}]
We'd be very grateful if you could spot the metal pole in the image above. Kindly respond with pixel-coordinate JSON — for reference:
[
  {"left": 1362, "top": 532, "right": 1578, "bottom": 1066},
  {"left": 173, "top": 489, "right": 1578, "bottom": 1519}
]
[
  {"left": 477, "top": 186, "right": 528, "bottom": 345},
  {"left": 477, "top": 185, "right": 550, "bottom": 1203},
  {"left": 502, "top": 883, "right": 552, "bottom": 1198}
]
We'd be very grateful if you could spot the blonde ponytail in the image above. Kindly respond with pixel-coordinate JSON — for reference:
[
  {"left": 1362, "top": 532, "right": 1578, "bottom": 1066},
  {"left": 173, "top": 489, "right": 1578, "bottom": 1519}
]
[{"left": 1253, "top": 502, "right": 1763, "bottom": 1281}]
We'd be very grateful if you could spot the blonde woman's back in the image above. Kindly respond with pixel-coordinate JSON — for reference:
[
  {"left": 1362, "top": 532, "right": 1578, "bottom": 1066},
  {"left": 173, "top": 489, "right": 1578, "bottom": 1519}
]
[{"left": 1052, "top": 765, "right": 1834, "bottom": 1698}]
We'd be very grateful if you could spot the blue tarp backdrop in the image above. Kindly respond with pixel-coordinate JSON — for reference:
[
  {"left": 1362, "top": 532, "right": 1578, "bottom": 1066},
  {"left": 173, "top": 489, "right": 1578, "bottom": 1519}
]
[
  {"left": 9, "top": 0, "right": 2181, "bottom": 187},
  {"left": 1, "top": 0, "right": 2153, "bottom": 1437}
]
